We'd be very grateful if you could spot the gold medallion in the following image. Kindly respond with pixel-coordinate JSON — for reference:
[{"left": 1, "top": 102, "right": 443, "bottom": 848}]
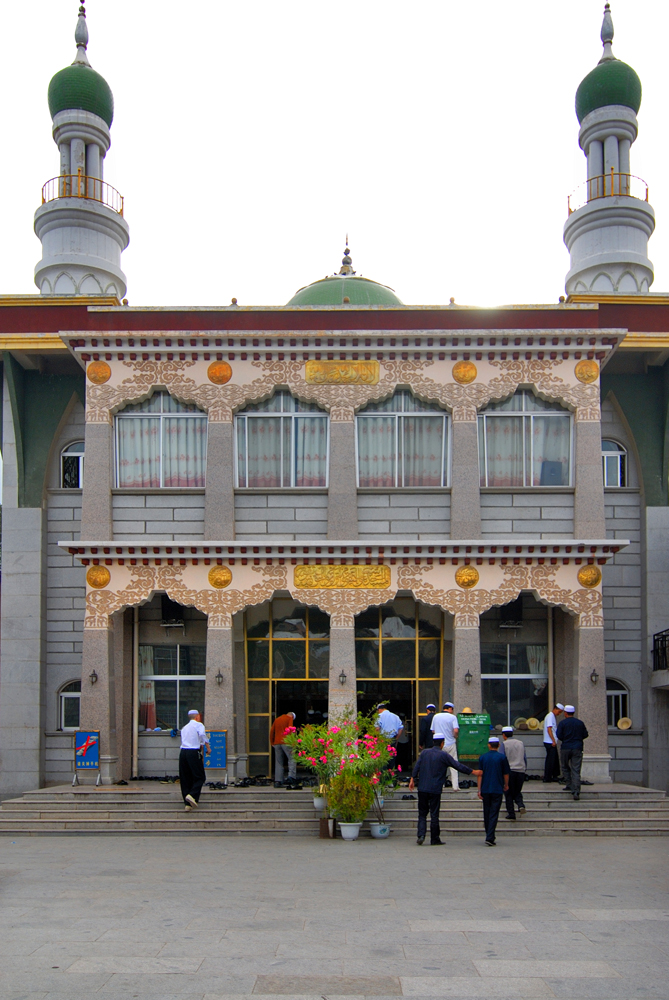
[
  {"left": 87, "top": 361, "right": 112, "bottom": 384},
  {"left": 452, "top": 360, "right": 477, "bottom": 384},
  {"left": 86, "top": 565, "right": 111, "bottom": 589},
  {"left": 574, "top": 359, "right": 599, "bottom": 384},
  {"left": 577, "top": 565, "right": 601, "bottom": 588},
  {"left": 208, "top": 565, "right": 232, "bottom": 588},
  {"left": 207, "top": 361, "right": 233, "bottom": 385},
  {"left": 455, "top": 565, "right": 479, "bottom": 588}
]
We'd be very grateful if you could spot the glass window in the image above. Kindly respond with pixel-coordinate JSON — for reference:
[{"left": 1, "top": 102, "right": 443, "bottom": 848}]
[
  {"left": 115, "top": 392, "right": 207, "bottom": 488},
  {"left": 602, "top": 439, "right": 627, "bottom": 487},
  {"left": 481, "top": 641, "right": 549, "bottom": 726},
  {"left": 138, "top": 644, "right": 206, "bottom": 730},
  {"left": 607, "top": 678, "right": 629, "bottom": 727},
  {"left": 478, "top": 389, "right": 571, "bottom": 487},
  {"left": 354, "top": 603, "right": 442, "bottom": 681},
  {"left": 61, "top": 441, "right": 85, "bottom": 489},
  {"left": 357, "top": 390, "right": 449, "bottom": 487},
  {"left": 59, "top": 680, "right": 81, "bottom": 730},
  {"left": 235, "top": 391, "right": 328, "bottom": 488}
]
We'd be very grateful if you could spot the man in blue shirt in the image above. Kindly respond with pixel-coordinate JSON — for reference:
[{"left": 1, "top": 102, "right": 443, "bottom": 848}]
[
  {"left": 409, "top": 735, "right": 482, "bottom": 845},
  {"left": 556, "top": 705, "right": 589, "bottom": 800},
  {"left": 477, "top": 736, "right": 510, "bottom": 846}
]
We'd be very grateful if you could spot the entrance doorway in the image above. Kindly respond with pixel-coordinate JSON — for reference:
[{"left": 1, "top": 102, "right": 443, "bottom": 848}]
[{"left": 357, "top": 680, "right": 415, "bottom": 771}]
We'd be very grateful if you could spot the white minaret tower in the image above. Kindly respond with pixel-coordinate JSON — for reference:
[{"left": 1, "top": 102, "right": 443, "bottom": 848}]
[
  {"left": 563, "top": 4, "right": 654, "bottom": 295},
  {"left": 34, "top": 4, "right": 129, "bottom": 297}
]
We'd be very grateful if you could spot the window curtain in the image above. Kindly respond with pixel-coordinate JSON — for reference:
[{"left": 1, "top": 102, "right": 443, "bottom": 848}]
[
  {"left": 294, "top": 416, "right": 328, "bottom": 487},
  {"left": 531, "top": 416, "right": 570, "bottom": 486},
  {"left": 138, "top": 646, "right": 156, "bottom": 730},
  {"left": 401, "top": 416, "right": 444, "bottom": 486},
  {"left": 117, "top": 417, "right": 161, "bottom": 488},
  {"left": 162, "top": 416, "right": 207, "bottom": 487},
  {"left": 480, "top": 415, "right": 525, "bottom": 487},
  {"left": 526, "top": 644, "right": 548, "bottom": 695},
  {"left": 245, "top": 417, "right": 289, "bottom": 487},
  {"left": 357, "top": 416, "right": 396, "bottom": 486}
]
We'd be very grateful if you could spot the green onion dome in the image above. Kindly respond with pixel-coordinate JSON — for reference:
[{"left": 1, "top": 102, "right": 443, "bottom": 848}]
[
  {"left": 576, "top": 58, "right": 641, "bottom": 124},
  {"left": 287, "top": 247, "right": 403, "bottom": 306},
  {"left": 48, "top": 63, "right": 114, "bottom": 126}
]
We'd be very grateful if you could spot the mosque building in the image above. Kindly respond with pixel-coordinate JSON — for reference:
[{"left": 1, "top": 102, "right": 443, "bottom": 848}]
[{"left": 0, "top": 3, "right": 668, "bottom": 798}]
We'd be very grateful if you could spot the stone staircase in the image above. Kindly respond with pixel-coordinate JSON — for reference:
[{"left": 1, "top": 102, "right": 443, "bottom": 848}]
[{"left": 0, "top": 782, "right": 667, "bottom": 836}]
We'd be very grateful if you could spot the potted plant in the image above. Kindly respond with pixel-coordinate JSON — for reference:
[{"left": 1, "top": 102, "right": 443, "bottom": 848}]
[{"left": 326, "top": 770, "right": 374, "bottom": 840}]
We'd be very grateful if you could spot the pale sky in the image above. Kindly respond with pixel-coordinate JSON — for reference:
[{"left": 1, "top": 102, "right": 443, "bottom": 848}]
[{"left": 0, "top": 0, "right": 668, "bottom": 308}]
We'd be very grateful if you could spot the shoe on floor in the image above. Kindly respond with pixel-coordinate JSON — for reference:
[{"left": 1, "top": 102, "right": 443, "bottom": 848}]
[
  {"left": 573, "top": 792, "right": 580, "bottom": 800},
  {"left": 184, "top": 804, "right": 192, "bottom": 812},
  {"left": 416, "top": 836, "right": 425, "bottom": 846},
  {"left": 485, "top": 840, "right": 496, "bottom": 846},
  {"left": 504, "top": 815, "right": 516, "bottom": 821},
  {"left": 185, "top": 794, "right": 198, "bottom": 808},
  {"left": 518, "top": 806, "right": 526, "bottom": 814},
  {"left": 431, "top": 839, "right": 444, "bottom": 845},
  {"left": 562, "top": 787, "right": 573, "bottom": 792}
]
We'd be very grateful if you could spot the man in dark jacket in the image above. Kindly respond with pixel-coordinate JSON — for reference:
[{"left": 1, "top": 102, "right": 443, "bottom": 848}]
[
  {"left": 409, "top": 735, "right": 482, "bottom": 845},
  {"left": 556, "top": 705, "right": 589, "bottom": 800},
  {"left": 418, "top": 703, "right": 437, "bottom": 750},
  {"left": 477, "top": 737, "right": 510, "bottom": 846}
]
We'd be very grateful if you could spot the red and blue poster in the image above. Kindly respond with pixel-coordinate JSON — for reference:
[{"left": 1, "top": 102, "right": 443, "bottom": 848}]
[{"left": 75, "top": 731, "right": 100, "bottom": 770}]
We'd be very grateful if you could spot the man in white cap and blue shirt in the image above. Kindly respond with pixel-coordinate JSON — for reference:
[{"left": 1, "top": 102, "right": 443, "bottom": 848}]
[
  {"left": 431, "top": 702, "right": 460, "bottom": 789},
  {"left": 179, "top": 710, "right": 210, "bottom": 812}
]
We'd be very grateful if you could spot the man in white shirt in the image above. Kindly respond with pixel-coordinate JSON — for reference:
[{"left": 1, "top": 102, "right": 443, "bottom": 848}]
[
  {"left": 375, "top": 703, "right": 404, "bottom": 743},
  {"left": 542, "top": 702, "right": 564, "bottom": 783},
  {"left": 179, "top": 709, "right": 210, "bottom": 811},
  {"left": 430, "top": 702, "right": 460, "bottom": 790}
]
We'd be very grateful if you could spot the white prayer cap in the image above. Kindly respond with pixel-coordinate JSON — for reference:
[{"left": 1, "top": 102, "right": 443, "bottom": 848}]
[
  {"left": 556, "top": 703, "right": 565, "bottom": 710},
  {"left": 187, "top": 709, "right": 199, "bottom": 716},
  {"left": 502, "top": 726, "right": 514, "bottom": 733},
  {"left": 432, "top": 733, "right": 445, "bottom": 740},
  {"left": 488, "top": 736, "right": 500, "bottom": 744},
  {"left": 426, "top": 703, "right": 436, "bottom": 710},
  {"left": 564, "top": 705, "right": 575, "bottom": 713},
  {"left": 443, "top": 701, "right": 455, "bottom": 709}
]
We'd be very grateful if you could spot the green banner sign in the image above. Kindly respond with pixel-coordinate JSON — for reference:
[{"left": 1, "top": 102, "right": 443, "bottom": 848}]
[{"left": 457, "top": 713, "right": 492, "bottom": 761}]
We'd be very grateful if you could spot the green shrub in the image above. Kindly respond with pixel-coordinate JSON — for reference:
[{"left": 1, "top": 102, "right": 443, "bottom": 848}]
[{"left": 327, "top": 770, "right": 375, "bottom": 823}]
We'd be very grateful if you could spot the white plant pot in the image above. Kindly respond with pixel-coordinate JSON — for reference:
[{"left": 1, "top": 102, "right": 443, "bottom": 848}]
[
  {"left": 312, "top": 796, "right": 326, "bottom": 810},
  {"left": 338, "top": 821, "right": 363, "bottom": 841},
  {"left": 370, "top": 822, "right": 391, "bottom": 839}
]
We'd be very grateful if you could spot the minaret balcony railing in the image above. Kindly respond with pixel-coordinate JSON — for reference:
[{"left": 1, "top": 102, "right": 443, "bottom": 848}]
[
  {"left": 41, "top": 172, "right": 124, "bottom": 217},
  {"left": 567, "top": 170, "right": 648, "bottom": 215}
]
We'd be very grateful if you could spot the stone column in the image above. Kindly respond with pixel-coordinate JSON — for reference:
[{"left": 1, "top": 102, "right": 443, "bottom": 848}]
[
  {"left": 453, "top": 617, "right": 482, "bottom": 712},
  {"left": 328, "top": 617, "right": 357, "bottom": 721},
  {"left": 574, "top": 414, "right": 606, "bottom": 539},
  {"left": 79, "top": 623, "right": 118, "bottom": 783},
  {"left": 204, "top": 418, "right": 236, "bottom": 539},
  {"left": 80, "top": 419, "right": 113, "bottom": 540},
  {"left": 450, "top": 410, "right": 481, "bottom": 539},
  {"left": 575, "top": 620, "right": 611, "bottom": 782},
  {"left": 204, "top": 620, "right": 237, "bottom": 779},
  {"left": 328, "top": 413, "right": 358, "bottom": 539}
]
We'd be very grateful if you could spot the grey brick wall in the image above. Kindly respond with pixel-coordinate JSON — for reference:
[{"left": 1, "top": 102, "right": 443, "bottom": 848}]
[
  {"left": 46, "top": 491, "right": 85, "bottom": 732},
  {"left": 608, "top": 730, "right": 644, "bottom": 785},
  {"left": 481, "top": 492, "right": 574, "bottom": 539},
  {"left": 112, "top": 493, "right": 205, "bottom": 540},
  {"left": 235, "top": 492, "right": 328, "bottom": 540},
  {"left": 358, "top": 493, "right": 450, "bottom": 540}
]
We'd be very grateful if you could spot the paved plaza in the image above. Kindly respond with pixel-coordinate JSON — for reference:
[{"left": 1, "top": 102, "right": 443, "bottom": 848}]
[{"left": 0, "top": 834, "right": 666, "bottom": 1000}]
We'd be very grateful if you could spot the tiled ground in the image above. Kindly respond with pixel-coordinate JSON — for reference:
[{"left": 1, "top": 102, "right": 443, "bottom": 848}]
[{"left": 0, "top": 833, "right": 666, "bottom": 999}]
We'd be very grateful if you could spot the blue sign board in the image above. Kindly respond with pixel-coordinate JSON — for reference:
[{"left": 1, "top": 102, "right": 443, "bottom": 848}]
[
  {"left": 204, "top": 730, "right": 227, "bottom": 769},
  {"left": 75, "top": 731, "right": 100, "bottom": 770}
]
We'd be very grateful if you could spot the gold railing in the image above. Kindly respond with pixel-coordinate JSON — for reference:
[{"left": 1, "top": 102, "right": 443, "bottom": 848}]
[
  {"left": 568, "top": 170, "right": 648, "bottom": 215},
  {"left": 41, "top": 171, "right": 124, "bottom": 216}
]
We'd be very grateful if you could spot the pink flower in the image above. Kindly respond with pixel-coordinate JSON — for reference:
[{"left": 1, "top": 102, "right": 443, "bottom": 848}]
[{"left": 397, "top": 765, "right": 402, "bottom": 772}]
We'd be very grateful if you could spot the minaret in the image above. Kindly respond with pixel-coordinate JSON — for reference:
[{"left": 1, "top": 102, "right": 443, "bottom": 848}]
[
  {"left": 563, "top": 4, "right": 654, "bottom": 295},
  {"left": 34, "top": 5, "right": 129, "bottom": 297}
]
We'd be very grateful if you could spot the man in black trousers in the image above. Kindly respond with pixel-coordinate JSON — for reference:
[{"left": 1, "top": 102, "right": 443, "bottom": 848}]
[
  {"left": 179, "top": 709, "right": 210, "bottom": 811},
  {"left": 418, "top": 703, "right": 437, "bottom": 750},
  {"left": 409, "top": 734, "right": 482, "bottom": 845},
  {"left": 556, "top": 705, "right": 589, "bottom": 800},
  {"left": 477, "top": 736, "right": 510, "bottom": 846}
]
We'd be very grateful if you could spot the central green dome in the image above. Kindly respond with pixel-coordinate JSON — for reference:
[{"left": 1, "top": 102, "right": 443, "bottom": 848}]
[
  {"left": 48, "top": 63, "right": 114, "bottom": 127},
  {"left": 575, "top": 58, "right": 641, "bottom": 124},
  {"left": 287, "top": 248, "right": 403, "bottom": 306}
]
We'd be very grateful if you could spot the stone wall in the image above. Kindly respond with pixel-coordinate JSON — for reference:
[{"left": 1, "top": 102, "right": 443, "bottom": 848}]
[
  {"left": 481, "top": 492, "right": 575, "bottom": 539},
  {"left": 235, "top": 492, "right": 328, "bottom": 540},
  {"left": 358, "top": 493, "right": 450, "bottom": 539},
  {"left": 112, "top": 493, "right": 205, "bottom": 540}
]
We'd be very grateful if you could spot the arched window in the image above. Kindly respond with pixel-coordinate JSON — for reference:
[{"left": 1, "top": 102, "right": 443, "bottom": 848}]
[
  {"left": 115, "top": 392, "right": 207, "bottom": 488},
  {"left": 478, "top": 389, "right": 572, "bottom": 487},
  {"left": 61, "top": 441, "right": 85, "bottom": 488},
  {"left": 59, "top": 680, "right": 81, "bottom": 730},
  {"left": 602, "top": 439, "right": 627, "bottom": 487},
  {"left": 356, "top": 389, "right": 449, "bottom": 487},
  {"left": 235, "top": 391, "right": 328, "bottom": 488},
  {"left": 606, "top": 679, "right": 629, "bottom": 727}
]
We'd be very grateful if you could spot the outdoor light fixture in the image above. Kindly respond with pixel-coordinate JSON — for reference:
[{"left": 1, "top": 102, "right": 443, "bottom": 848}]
[
  {"left": 465, "top": 670, "right": 473, "bottom": 685},
  {"left": 339, "top": 670, "right": 347, "bottom": 685},
  {"left": 216, "top": 671, "right": 223, "bottom": 686},
  {"left": 590, "top": 669, "right": 599, "bottom": 684},
  {"left": 89, "top": 670, "right": 98, "bottom": 685}
]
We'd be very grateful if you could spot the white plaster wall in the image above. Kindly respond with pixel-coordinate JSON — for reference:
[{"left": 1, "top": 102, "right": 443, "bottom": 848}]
[
  {"left": 235, "top": 492, "right": 328, "bottom": 540},
  {"left": 112, "top": 493, "right": 205, "bottom": 540},
  {"left": 481, "top": 492, "right": 574, "bottom": 538},
  {"left": 358, "top": 493, "right": 450, "bottom": 539}
]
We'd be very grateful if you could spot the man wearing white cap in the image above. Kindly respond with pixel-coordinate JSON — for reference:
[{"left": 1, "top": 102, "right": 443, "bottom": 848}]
[
  {"left": 409, "top": 734, "right": 482, "bottom": 845},
  {"left": 418, "top": 703, "right": 437, "bottom": 750},
  {"left": 502, "top": 726, "right": 527, "bottom": 820},
  {"left": 430, "top": 702, "right": 460, "bottom": 790},
  {"left": 179, "top": 710, "right": 210, "bottom": 811},
  {"left": 542, "top": 702, "right": 564, "bottom": 783},
  {"left": 556, "top": 706, "right": 589, "bottom": 800},
  {"left": 477, "top": 736, "right": 510, "bottom": 846}
]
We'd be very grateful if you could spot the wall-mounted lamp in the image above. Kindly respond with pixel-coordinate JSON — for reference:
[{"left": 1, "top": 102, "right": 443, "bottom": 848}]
[
  {"left": 464, "top": 670, "right": 473, "bottom": 685},
  {"left": 339, "top": 670, "right": 347, "bottom": 685},
  {"left": 89, "top": 670, "right": 98, "bottom": 685},
  {"left": 590, "top": 669, "right": 599, "bottom": 685},
  {"left": 216, "top": 671, "right": 224, "bottom": 686}
]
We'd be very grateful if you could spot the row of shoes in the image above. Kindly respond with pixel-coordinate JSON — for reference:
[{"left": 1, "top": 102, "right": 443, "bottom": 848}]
[{"left": 205, "top": 781, "right": 227, "bottom": 790}]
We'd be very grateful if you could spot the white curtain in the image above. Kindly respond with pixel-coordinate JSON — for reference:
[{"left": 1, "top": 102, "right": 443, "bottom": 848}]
[
  {"left": 162, "top": 416, "right": 207, "bottom": 487},
  {"left": 401, "top": 415, "right": 444, "bottom": 487},
  {"left": 117, "top": 416, "right": 161, "bottom": 488},
  {"left": 531, "top": 416, "right": 570, "bottom": 486},
  {"left": 294, "top": 417, "right": 328, "bottom": 487},
  {"left": 526, "top": 644, "right": 548, "bottom": 695},
  {"left": 138, "top": 646, "right": 156, "bottom": 730},
  {"left": 480, "top": 415, "right": 525, "bottom": 487},
  {"left": 357, "top": 416, "right": 396, "bottom": 487}
]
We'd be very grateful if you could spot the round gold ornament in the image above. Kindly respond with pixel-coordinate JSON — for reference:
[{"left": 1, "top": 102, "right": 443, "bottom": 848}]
[
  {"left": 208, "top": 565, "right": 232, "bottom": 589},
  {"left": 86, "top": 565, "right": 111, "bottom": 589},
  {"left": 574, "top": 359, "right": 599, "bottom": 384},
  {"left": 455, "top": 565, "right": 479, "bottom": 588},
  {"left": 452, "top": 360, "right": 478, "bottom": 384},
  {"left": 207, "top": 361, "right": 232, "bottom": 385},
  {"left": 577, "top": 565, "right": 601, "bottom": 588},
  {"left": 87, "top": 361, "right": 112, "bottom": 384}
]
